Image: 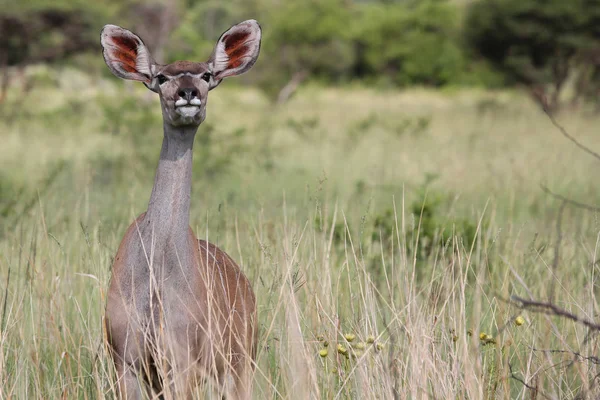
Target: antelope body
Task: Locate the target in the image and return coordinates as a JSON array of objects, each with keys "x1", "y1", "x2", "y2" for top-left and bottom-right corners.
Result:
[{"x1": 100, "y1": 20, "x2": 261, "y2": 399}]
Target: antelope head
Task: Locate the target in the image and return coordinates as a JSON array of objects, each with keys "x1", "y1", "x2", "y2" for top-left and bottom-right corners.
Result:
[{"x1": 100, "y1": 20, "x2": 261, "y2": 127}]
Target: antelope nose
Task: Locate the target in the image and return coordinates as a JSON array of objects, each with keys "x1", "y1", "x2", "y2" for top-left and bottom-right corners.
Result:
[{"x1": 177, "y1": 88, "x2": 198, "y2": 102}]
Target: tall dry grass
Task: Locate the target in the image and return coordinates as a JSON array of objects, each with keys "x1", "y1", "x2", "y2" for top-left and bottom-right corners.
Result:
[{"x1": 1, "y1": 66, "x2": 600, "y2": 398}]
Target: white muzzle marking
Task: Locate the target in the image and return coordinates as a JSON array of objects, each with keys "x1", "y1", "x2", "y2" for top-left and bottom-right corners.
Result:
[{"x1": 177, "y1": 106, "x2": 201, "y2": 118}]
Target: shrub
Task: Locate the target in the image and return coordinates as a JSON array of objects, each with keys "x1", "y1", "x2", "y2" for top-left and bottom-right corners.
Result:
[
  {"x1": 353, "y1": 1, "x2": 466, "y2": 87},
  {"x1": 256, "y1": 0, "x2": 355, "y2": 98},
  {"x1": 465, "y1": 0, "x2": 600, "y2": 109}
]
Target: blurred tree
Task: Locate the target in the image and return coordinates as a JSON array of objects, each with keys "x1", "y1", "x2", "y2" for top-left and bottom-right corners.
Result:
[
  {"x1": 465, "y1": 0, "x2": 600, "y2": 110},
  {"x1": 7, "y1": 0, "x2": 598, "y2": 104},
  {"x1": 0, "y1": 0, "x2": 122, "y2": 102},
  {"x1": 353, "y1": 0, "x2": 465, "y2": 86},
  {"x1": 257, "y1": 0, "x2": 355, "y2": 100},
  {"x1": 126, "y1": 0, "x2": 180, "y2": 63},
  {"x1": 168, "y1": 1, "x2": 240, "y2": 63}
]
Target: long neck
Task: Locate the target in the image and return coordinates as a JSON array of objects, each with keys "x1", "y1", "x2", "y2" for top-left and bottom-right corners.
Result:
[{"x1": 145, "y1": 123, "x2": 197, "y2": 247}]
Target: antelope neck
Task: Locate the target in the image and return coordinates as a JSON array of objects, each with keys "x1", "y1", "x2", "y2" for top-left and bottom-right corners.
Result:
[{"x1": 145, "y1": 123, "x2": 198, "y2": 251}]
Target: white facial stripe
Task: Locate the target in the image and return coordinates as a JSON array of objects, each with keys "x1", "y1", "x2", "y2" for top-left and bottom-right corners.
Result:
[
  {"x1": 190, "y1": 98, "x2": 201, "y2": 105},
  {"x1": 175, "y1": 99, "x2": 188, "y2": 107}
]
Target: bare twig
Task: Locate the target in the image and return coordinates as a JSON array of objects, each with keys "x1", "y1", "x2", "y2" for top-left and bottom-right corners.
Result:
[
  {"x1": 542, "y1": 104, "x2": 600, "y2": 163},
  {"x1": 539, "y1": 109, "x2": 600, "y2": 213},
  {"x1": 511, "y1": 296, "x2": 600, "y2": 331},
  {"x1": 277, "y1": 71, "x2": 308, "y2": 105},
  {"x1": 508, "y1": 362, "x2": 549, "y2": 400},
  {"x1": 540, "y1": 184, "x2": 600, "y2": 212},
  {"x1": 530, "y1": 347, "x2": 600, "y2": 365}
]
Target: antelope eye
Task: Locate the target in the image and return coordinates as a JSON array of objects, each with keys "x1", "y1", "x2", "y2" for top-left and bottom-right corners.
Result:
[
  {"x1": 156, "y1": 74, "x2": 168, "y2": 85},
  {"x1": 201, "y1": 72, "x2": 212, "y2": 83}
]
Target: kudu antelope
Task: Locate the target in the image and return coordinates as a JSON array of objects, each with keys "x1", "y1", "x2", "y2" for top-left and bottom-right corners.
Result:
[{"x1": 100, "y1": 20, "x2": 260, "y2": 399}]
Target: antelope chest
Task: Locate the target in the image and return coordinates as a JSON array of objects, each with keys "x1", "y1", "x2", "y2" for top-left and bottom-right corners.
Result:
[{"x1": 106, "y1": 229, "x2": 207, "y2": 356}]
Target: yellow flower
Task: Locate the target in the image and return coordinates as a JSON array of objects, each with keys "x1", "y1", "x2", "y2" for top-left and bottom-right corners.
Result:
[
  {"x1": 483, "y1": 336, "x2": 496, "y2": 345},
  {"x1": 353, "y1": 342, "x2": 366, "y2": 350},
  {"x1": 319, "y1": 349, "x2": 328, "y2": 358},
  {"x1": 337, "y1": 344, "x2": 348, "y2": 355},
  {"x1": 366, "y1": 335, "x2": 375, "y2": 344},
  {"x1": 344, "y1": 333, "x2": 356, "y2": 342},
  {"x1": 515, "y1": 316, "x2": 525, "y2": 326},
  {"x1": 479, "y1": 332, "x2": 487, "y2": 341},
  {"x1": 376, "y1": 343, "x2": 384, "y2": 351}
]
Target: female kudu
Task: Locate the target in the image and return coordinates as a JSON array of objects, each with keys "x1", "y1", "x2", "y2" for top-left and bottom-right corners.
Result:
[{"x1": 100, "y1": 20, "x2": 261, "y2": 399}]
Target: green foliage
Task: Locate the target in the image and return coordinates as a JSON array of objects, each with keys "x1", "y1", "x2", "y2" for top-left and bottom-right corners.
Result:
[
  {"x1": 465, "y1": 0, "x2": 600, "y2": 108},
  {"x1": 192, "y1": 123, "x2": 249, "y2": 181},
  {"x1": 0, "y1": 1, "x2": 121, "y2": 66},
  {"x1": 409, "y1": 191, "x2": 479, "y2": 259},
  {"x1": 370, "y1": 187, "x2": 481, "y2": 263},
  {"x1": 354, "y1": 1, "x2": 466, "y2": 86},
  {"x1": 0, "y1": 172, "x2": 23, "y2": 221},
  {"x1": 167, "y1": 0, "x2": 482, "y2": 97},
  {"x1": 256, "y1": 0, "x2": 355, "y2": 97},
  {"x1": 97, "y1": 94, "x2": 247, "y2": 182},
  {"x1": 344, "y1": 112, "x2": 431, "y2": 153},
  {"x1": 5, "y1": 0, "x2": 600, "y2": 100},
  {"x1": 169, "y1": 2, "x2": 240, "y2": 63}
]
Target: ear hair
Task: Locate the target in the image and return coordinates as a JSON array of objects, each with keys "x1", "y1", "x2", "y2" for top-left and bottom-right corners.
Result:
[
  {"x1": 208, "y1": 20, "x2": 262, "y2": 82},
  {"x1": 101, "y1": 24, "x2": 155, "y2": 83}
]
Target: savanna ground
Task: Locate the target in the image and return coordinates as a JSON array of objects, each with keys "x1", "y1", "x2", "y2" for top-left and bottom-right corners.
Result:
[{"x1": 1, "y1": 66, "x2": 600, "y2": 399}]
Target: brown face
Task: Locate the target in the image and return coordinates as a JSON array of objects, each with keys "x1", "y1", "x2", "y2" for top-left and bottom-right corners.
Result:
[
  {"x1": 149, "y1": 61, "x2": 213, "y2": 127},
  {"x1": 101, "y1": 20, "x2": 262, "y2": 129}
]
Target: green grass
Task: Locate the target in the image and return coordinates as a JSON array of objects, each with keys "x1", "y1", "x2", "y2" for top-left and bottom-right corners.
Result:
[{"x1": 1, "y1": 67, "x2": 600, "y2": 398}]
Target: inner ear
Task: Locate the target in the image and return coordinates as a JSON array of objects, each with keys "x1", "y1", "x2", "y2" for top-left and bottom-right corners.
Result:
[
  {"x1": 101, "y1": 24, "x2": 155, "y2": 83},
  {"x1": 209, "y1": 20, "x2": 262, "y2": 81}
]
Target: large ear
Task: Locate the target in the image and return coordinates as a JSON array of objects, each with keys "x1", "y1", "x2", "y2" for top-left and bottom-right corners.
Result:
[
  {"x1": 100, "y1": 24, "x2": 155, "y2": 83},
  {"x1": 208, "y1": 20, "x2": 261, "y2": 84}
]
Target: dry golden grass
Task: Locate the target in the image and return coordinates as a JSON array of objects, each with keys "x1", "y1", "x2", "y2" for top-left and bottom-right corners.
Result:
[{"x1": 1, "y1": 67, "x2": 600, "y2": 398}]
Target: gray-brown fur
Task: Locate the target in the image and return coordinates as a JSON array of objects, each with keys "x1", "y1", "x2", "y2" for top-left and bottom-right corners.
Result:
[
  {"x1": 160, "y1": 61, "x2": 209, "y2": 76},
  {"x1": 101, "y1": 20, "x2": 262, "y2": 399}
]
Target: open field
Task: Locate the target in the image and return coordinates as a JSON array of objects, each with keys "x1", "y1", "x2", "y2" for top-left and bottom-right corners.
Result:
[{"x1": 1, "y1": 67, "x2": 600, "y2": 398}]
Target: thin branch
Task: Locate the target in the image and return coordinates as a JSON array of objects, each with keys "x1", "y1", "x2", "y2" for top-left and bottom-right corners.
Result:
[
  {"x1": 276, "y1": 70, "x2": 308, "y2": 105},
  {"x1": 511, "y1": 295, "x2": 600, "y2": 331},
  {"x1": 540, "y1": 184, "x2": 600, "y2": 212},
  {"x1": 530, "y1": 347, "x2": 600, "y2": 365},
  {"x1": 508, "y1": 362, "x2": 550, "y2": 400},
  {"x1": 543, "y1": 104, "x2": 600, "y2": 163}
]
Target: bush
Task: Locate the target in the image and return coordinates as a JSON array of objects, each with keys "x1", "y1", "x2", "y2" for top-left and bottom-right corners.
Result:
[
  {"x1": 255, "y1": 0, "x2": 355, "y2": 98},
  {"x1": 8, "y1": 0, "x2": 598, "y2": 99},
  {"x1": 0, "y1": 0, "x2": 120, "y2": 66},
  {"x1": 465, "y1": 0, "x2": 600, "y2": 109},
  {"x1": 353, "y1": 1, "x2": 466, "y2": 87}
]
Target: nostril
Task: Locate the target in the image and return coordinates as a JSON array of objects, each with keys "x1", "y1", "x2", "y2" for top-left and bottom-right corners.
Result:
[
  {"x1": 191, "y1": 90, "x2": 198, "y2": 98},
  {"x1": 178, "y1": 90, "x2": 186, "y2": 99}
]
